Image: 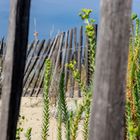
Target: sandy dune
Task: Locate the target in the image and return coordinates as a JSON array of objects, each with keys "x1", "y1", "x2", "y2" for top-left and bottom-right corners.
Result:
[{"x1": 0, "y1": 97, "x2": 84, "y2": 140}]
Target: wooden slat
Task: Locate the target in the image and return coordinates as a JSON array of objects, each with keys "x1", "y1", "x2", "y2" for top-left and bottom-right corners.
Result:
[
  {"x1": 0, "y1": 38, "x2": 7, "y2": 65},
  {"x1": 61, "y1": 31, "x2": 69, "y2": 71},
  {"x1": 64, "y1": 29, "x2": 73, "y2": 92},
  {"x1": 89, "y1": 1, "x2": 132, "y2": 139},
  {"x1": 49, "y1": 33, "x2": 65, "y2": 99},
  {"x1": 63, "y1": 31, "x2": 69, "y2": 87},
  {"x1": 24, "y1": 40, "x2": 39, "y2": 74},
  {"x1": 0, "y1": 37, "x2": 5, "y2": 55},
  {"x1": 51, "y1": 35, "x2": 61, "y2": 72},
  {"x1": 26, "y1": 40, "x2": 36, "y2": 58},
  {"x1": 51, "y1": 33, "x2": 65, "y2": 81},
  {"x1": 48, "y1": 36, "x2": 59, "y2": 59},
  {"x1": 85, "y1": 35, "x2": 90, "y2": 86},
  {"x1": 77, "y1": 26, "x2": 83, "y2": 97},
  {"x1": 94, "y1": 24, "x2": 98, "y2": 40},
  {"x1": 23, "y1": 39, "x2": 52, "y2": 96},
  {"x1": 23, "y1": 37, "x2": 58, "y2": 96},
  {"x1": 69, "y1": 28, "x2": 77, "y2": 97},
  {"x1": 0, "y1": 38, "x2": 5, "y2": 68},
  {"x1": 0, "y1": 0, "x2": 31, "y2": 139},
  {"x1": 34, "y1": 36, "x2": 60, "y2": 96},
  {"x1": 28, "y1": 39, "x2": 51, "y2": 96},
  {"x1": 23, "y1": 40, "x2": 45, "y2": 86},
  {"x1": 0, "y1": 38, "x2": 5, "y2": 98}
]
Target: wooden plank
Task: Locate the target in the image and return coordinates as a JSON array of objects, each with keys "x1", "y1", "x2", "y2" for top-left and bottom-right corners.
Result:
[
  {"x1": 0, "y1": 38, "x2": 7, "y2": 65},
  {"x1": 85, "y1": 35, "x2": 89, "y2": 86},
  {"x1": 26, "y1": 40, "x2": 36, "y2": 58},
  {"x1": 51, "y1": 35, "x2": 61, "y2": 72},
  {"x1": 69, "y1": 27, "x2": 77, "y2": 97},
  {"x1": 94, "y1": 24, "x2": 98, "y2": 40},
  {"x1": 28, "y1": 39, "x2": 51, "y2": 96},
  {"x1": 0, "y1": 0, "x2": 31, "y2": 139},
  {"x1": 51, "y1": 33, "x2": 65, "y2": 82},
  {"x1": 24, "y1": 40, "x2": 39, "y2": 74},
  {"x1": 49, "y1": 33, "x2": 65, "y2": 99},
  {"x1": 77, "y1": 26, "x2": 83, "y2": 97},
  {"x1": 0, "y1": 38, "x2": 5, "y2": 98},
  {"x1": 0, "y1": 37, "x2": 5, "y2": 56},
  {"x1": 89, "y1": 1, "x2": 132, "y2": 140},
  {"x1": 23, "y1": 40, "x2": 45, "y2": 86},
  {"x1": 24, "y1": 36, "x2": 58, "y2": 96},
  {"x1": 64, "y1": 29, "x2": 73, "y2": 92},
  {"x1": 48, "y1": 36, "x2": 59, "y2": 59},
  {"x1": 61, "y1": 31, "x2": 69, "y2": 71},
  {"x1": 23, "y1": 39, "x2": 52, "y2": 96},
  {"x1": 0, "y1": 38, "x2": 5, "y2": 68},
  {"x1": 34, "y1": 36, "x2": 60, "y2": 96},
  {"x1": 63, "y1": 31, "x2": 69, "y2": 91},
  {"x1": 23, "y1": 40, "x2": 50, "y2": 96},
  {"x1": 58, "y1": 36, "x2": 65, "y2": 68}
]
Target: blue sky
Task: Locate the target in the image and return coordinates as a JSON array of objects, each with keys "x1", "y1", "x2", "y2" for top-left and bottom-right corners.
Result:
[{"x1": 0, "y1": 0, "x2": 140, "y2": 41}]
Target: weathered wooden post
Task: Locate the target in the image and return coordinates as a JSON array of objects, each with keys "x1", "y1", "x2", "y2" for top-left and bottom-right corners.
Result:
[
  {"x1": 77, "y1": 26, "x2": 83, "y2": 97},
  {"x1": 89, "y1": 1, "x2": 132, "y2": 140},
  {"x1": 0, "y1": 0, "x2": 31, "y2": 139},
  {"x1": 69, "y1": 28, "x2": 77, "y2": 97},
  {"x1": 64, "y1": 29, "x2": 73, "y2": 92}
]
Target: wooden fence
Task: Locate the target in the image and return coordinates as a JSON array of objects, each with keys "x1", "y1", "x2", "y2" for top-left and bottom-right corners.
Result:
[
  {"x1": 0, "y1": 0, "x2": 132, "y2": 139},
  {"x1": 0, "y1": 25, "x2": 97, "y2": 98}
]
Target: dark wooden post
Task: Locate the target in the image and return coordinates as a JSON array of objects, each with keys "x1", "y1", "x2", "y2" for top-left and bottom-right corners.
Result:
[
  {"x1": 64, "y1": 29, "x2": 73, "y2": 92},
  {"x1": 89, "y1": 1, "x2": 132, "y2": 140},
  {"x1": 85, "y1": 35, "x2": 90, "y2": 86},
  {"x1": 61, "y1": 31, "x2": 69, "y2": 71},
  {"x1": 68, "y1": 29, "x2": 74, "y2": 98},
  {"x1": 77, "y1": 26, "x2": 83, "y2": 97},
  {"x1": 0, "y1": 0, "x2": 31, "y2": 140},
  {"x1": 69, "y1": 28, "x2": 77, "y2": 97}
]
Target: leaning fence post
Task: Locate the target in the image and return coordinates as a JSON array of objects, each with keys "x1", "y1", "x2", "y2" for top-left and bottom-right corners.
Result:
[
  {"x1": 77, "y1": 26, "x2": 83, "y2": 97},
  {"x1": 64, "y1": 29, "x2": 73, "y2": 92},
  {"x1": 0, "y1": 0, "x2": 31, "y2": 140},
  {"x1": 69, "y1": 27, "x2": 77, "y2": 97},
  {"x1": 89, "y1": 1, "x2": 132, "y2": 140}
]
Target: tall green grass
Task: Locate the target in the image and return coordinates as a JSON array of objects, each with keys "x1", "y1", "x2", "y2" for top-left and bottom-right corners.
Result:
[
  {"x1": 126, "y1": 14, "x2": 140, "y2": 140},
  {"x1": 41, "y1": 59, "x2": 52, "y2": 140}
]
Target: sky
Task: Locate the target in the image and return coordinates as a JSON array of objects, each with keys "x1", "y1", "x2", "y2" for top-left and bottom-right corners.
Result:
[{"x1": 0, "y1": 0, "x2": 140, "y2": 41}]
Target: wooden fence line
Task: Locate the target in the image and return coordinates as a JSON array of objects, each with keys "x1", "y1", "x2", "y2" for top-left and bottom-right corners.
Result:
[{"x1": 0, "y1": 25, "x2": 97, "y2": 98}]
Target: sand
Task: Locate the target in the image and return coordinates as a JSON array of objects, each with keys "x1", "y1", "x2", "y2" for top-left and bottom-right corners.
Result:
[{"x1": 0, "y1": 97, "x2": 84, "y2": 140}]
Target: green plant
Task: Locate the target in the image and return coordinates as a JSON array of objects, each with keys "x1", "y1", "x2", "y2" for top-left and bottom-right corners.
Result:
[
  {"x1": 67, "y1": 60, "x2": 93, "y2": 140},
  {"x1": 58, "y1": 72, "x2": 71, "y2": 140},
  {"x1": 82, "y1": 87, "x2": 93, "y2": 140},
  {"x1": 57, "y1": 72, "x2": 70, "y2": 140},
  {"x1": 79, "y1": 8, "x2": 96, "y2": 84},
  {"x1": 25, "y1": 128, "x2": 32, "y2": 140},
  {"x1": 16, "y1": 115, "x2": 33, "y2": 140},
  {"x1": 126, "y1": 14, "x2": 140, "y2": 140},
  {"x1": 41, "y1": 59, "x2": 52, "y2": 140},
  {"x1": 16, "y1": 115, "x2": 25, "y2": 140}
]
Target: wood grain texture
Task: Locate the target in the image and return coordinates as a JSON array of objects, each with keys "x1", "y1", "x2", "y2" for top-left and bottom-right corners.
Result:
[
  {"x1": 0, "y1": 0, "x2": 31, "y2": 139},
  {"x1": 64, "y1": 29, "x2": 73, "y2": 92},
  {"x1": 89, "y1": 1, "x2": 132, "y2": 140},
  {"x1": 77, "y1": 26, "x2": 83, "y2": 97},
  {"x1": 69, "y1": 28, "x2": 77, "y2": 97}
]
